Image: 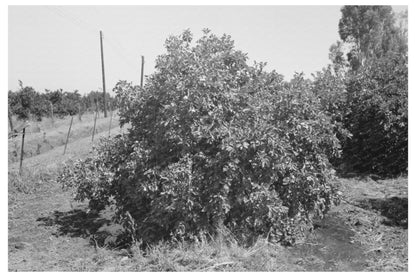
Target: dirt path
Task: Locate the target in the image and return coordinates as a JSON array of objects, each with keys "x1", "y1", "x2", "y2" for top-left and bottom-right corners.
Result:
[
  {"x1": 289, "y1": 205, "x2": 369, "y2": 271},
  {"x1": 289, "y1": 177, "x2": 408, "y2": 271},
  {"x1": 9, "y1": 185, "x2": 93, "y2": 271}
]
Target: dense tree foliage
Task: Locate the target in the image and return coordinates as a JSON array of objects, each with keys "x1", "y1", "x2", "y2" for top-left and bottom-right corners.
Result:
[
  {"x1": 59, "y1": 29, "x2": 342, "y2": 246},
  {"x1": 8, "y1": 85, "x2": 48, "y2": 121}
]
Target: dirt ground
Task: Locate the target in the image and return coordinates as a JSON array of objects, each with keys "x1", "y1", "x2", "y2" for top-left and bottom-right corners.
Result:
[{"x1": 8, "y1": 130, "x2": 408, "y2": 271}]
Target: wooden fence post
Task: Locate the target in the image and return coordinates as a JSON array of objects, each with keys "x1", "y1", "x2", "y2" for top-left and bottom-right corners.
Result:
[
  {"x1": 78, "y1": 103, "x2": 82, "y2": 121},
  {"x1": 50, "y1": 102, "x2": 54, "y2": 124},
  {"x1": 92, "y1": 111, "x2": 98, "y2": 142},
  {"x1": 108, "y1": 109, "x2": 113, "y2": 136},
  {"x1": 90, "y1": 97, "x2": 94, "y2": 114},
  {"x1": 8, "y1": 109, "x2": 14, "y2": 132},
  {"x1": 63, "y1": 116, "x2": 74, "y2": 155},
  {"x1": 94, "y1": 98, "x2": 99, "y2": 119},
  {"x1": 19, "y1": 128, "x2": 26, "y2": 175}
]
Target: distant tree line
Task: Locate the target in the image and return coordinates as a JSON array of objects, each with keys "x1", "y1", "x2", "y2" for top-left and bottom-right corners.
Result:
[{"x1": 8, "y1": 82, "x2": 117, "y2": 121}]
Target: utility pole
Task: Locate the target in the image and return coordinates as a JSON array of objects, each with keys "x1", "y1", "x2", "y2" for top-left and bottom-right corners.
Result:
[
  {"x1": 140, "y1": 55, "x2": 145, "y2": 88},
  {"x1": 100, "y1": 30, "x2": 108, "y2": 118}
]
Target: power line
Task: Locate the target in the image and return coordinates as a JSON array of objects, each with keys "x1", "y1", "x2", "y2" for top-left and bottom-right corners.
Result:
[
  {"x1": 104, "y1": 36, "x2": 138, "y2": 70},
  {"x1": 45, "y1": 6, "x2": 144, "y2": 81},
  {"x1": 45, "y1": 6, "x2": 97, "y2": 35},
  {"x1": 46, "y1": 6, "x2": 141, "y2": 69},
  {"x1": 54, "y1": 6, "x2": 99, "y2": 34}
]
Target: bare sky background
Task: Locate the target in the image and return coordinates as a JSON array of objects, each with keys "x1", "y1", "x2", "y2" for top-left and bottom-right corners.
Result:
[{"x1": 8, "y1": 5, "x2": 407, "y2": 95}]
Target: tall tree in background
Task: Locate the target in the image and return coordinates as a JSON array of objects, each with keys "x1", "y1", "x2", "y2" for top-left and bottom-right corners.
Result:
[{"x1": 338, "y1": 5, "x2": 407, "y2": 70}]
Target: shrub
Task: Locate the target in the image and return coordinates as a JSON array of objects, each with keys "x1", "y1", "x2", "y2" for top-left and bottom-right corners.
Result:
[{"x1": 59, "y1": 30, "x2": 342, "y2": 246}]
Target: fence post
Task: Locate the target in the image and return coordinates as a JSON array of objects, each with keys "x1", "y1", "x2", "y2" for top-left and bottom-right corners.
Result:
[
  {"x1": 8, "y1": 109, "x2": 14, "y2": 132},
  {"x1": 50, "y1": 102, "x2": 54, "y2": 124},
  {"x1": 108, "y1": 104, "x2": 113, "y2": 136},
  {"x1": 92, "y1": 111, "x2": 98, "y2": 142},
  {"x1": 78, "y1": 103, "x2": 82, "y2": 121},
  {"x1": 94, "y1": 98, "x2": 99, "y2": 119},
  {"x1": 63, "y1": 116, "x2": 74, "y2": 155},
  {"x1": 19, "y1": 128, "x2": 26, "y2": 176}
]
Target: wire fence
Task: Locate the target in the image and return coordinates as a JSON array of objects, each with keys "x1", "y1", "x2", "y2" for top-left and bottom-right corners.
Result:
[{"x1": 8, "y1": 110, "x2": 121, "y2": 175}]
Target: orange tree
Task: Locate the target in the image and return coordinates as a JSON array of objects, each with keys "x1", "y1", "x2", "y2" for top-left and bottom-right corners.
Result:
[{"x1": 59, "y1": 30, "x2": 342, "y2": 246}]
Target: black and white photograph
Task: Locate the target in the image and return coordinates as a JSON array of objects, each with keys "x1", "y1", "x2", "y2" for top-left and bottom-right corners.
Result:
[{"x1": 4, "y1": 1, "x2": 410, "y2": 272}]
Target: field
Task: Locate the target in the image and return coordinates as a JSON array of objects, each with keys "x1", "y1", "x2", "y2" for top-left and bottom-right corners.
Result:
[
  {"x1": 8, "y1": 117, "x2": 408, "y2": 271},
  {"x1": 8, "y1": 112, "x2": 119, "y2": 164}
]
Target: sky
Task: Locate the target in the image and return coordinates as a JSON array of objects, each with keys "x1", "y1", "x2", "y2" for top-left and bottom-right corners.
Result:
[{"x1": 8, "y1": 5, "x2": 408, "y2": 95}]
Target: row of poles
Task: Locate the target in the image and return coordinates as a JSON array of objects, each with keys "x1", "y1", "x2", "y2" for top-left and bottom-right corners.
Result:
[
  {"x1": 63, "y1": 108, "x2": 115, "y2": 155},
  {"x1": 99, "y1": 30, "x2": 145, "y2": 119},
  {"x1": 13, "y1": 30, "x2": 144, "y2": 176}
]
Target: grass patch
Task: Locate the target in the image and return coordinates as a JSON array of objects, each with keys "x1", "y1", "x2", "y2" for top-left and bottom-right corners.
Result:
[
  {"x1": 113, "y1": 234, "x2": 302, "y2": 271},
  {"x1": 8, "y1": 112, "x2": 119, "y2": 163}
]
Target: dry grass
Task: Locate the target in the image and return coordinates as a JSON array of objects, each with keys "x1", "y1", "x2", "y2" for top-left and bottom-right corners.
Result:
[
  {"x1": 122, "y1": 235, "x2": 302, "y2": 271},
  {"x1": 8, "y1": 112, "x2": 120, "y2": 163},
  {"x1": 334, "y1": 176, "x2": 408, "y2": 271}
]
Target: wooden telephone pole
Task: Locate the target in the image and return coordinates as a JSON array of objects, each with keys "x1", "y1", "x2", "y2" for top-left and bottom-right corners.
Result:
[
  {"x1": 140, "y1": 55, "x2": 145, "y2": 88},
  {"x1": 100, "y1": 30, "x2": 108, "y2": 118}
]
